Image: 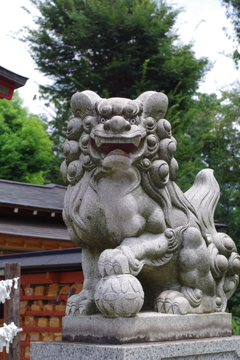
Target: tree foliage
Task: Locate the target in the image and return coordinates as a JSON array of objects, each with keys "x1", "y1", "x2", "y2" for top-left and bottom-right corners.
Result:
[
  {"x1": 0, "y1": 93, "x2": 53, "y2": 184},
  {"x1": 23, "y1": 0, "x2": 209, "y2": 135},
  {"x1": 211, "y1": 86, "x2": 240, "y2": 243},
  {"x1": 175, "y1": 88, "x2": 240, "y2": 248},
  {"x1": 174, "y1": 93, "x2": 218, "y2": 191},
  {"x1": 221, "y1": 0, "x2": 240, "y2": 62}
]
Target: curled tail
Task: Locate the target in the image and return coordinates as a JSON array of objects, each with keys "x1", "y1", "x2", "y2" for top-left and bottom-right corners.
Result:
[
  {"x1": 184, "y1": 169, "x2": 220, "y2": 235},
  {"x1": 185, "y1": 169, "x2": 240, "y2": 310}
]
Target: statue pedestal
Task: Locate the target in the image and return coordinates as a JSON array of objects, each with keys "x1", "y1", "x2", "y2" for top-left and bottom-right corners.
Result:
[
  {"x1": 31, "y1": 336, "x2": 240, "y2": 360},
  {"x1": 30, "y1": 313, "x2": 239, "y2": 359},
  {"x1": 62, "y1": 312, "x2": 232, "y2": 344}
]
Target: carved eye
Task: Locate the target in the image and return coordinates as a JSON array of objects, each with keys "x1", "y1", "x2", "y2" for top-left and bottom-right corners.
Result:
[
  {"x1": 100, "y1": 118, "x2": 106, "y2": 124},
  {"x1": 129, "y1": 118, "x2": 136, "y2": 125}
]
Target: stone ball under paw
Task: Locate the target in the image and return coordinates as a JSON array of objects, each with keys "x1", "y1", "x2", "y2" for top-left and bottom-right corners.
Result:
[{"x1": 94, "y1": 274, "x2": 144, "y2": 317}]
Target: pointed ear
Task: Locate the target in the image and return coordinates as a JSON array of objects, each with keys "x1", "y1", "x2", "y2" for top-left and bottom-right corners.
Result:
[
  {"x1": 71, "y1": 90, "x2": 102, "y2": 118},
  {"x1": 136, "y1": 91, "x2": 168, "y2": 119}
]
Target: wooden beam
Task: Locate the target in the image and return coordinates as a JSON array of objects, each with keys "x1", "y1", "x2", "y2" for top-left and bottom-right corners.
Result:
[
  {"x1": 0, "y1": 236, "x2": 76, "y2": 253},
  {"x1": 21, "y1": 271, "x2": 83, "y2": 285},
  {"x1": 0, "y1": 234, "x2": 75, "y2": 249},
  {"x1": 46, "y1": 272, "x2": 60, "y2": 283},
  {"x1": 0, "y1": 245, "x2": 47, "y2": 253}
]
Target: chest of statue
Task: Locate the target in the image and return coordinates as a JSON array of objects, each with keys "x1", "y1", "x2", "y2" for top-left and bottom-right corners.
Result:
[{"x1": 78, "y1": 170, "x2": 148, "y2": 246}]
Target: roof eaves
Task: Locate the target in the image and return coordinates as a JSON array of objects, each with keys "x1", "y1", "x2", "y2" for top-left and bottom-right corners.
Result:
[
  {"x1": 0, "y1": 179, "x2": 66, "y2": 190},
  {"x1": 0, "y1": 201, "x2": 63, "y2": 212},
  {"x1": 0, "y1": 66, "x2": 28, "y2": 89},
  {"x1": 0, "y1": 248, "x2": 82, "y2": 269},
  {"x1": 0, "y1": 230, "x2": 70, "y2": 241}
]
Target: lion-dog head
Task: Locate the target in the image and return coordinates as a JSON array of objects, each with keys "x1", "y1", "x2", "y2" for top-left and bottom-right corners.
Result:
[{"x1": 61, "y1": 90, "x2": 178, "y2": 189}]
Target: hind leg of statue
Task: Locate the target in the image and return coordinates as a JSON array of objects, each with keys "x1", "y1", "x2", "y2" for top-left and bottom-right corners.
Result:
[
  {"x1": 155, "y1": 226, "x2": 219, "y2": 315},
  {"x1": 66, "y1": 248, "x2": 101, "y2": 315}
]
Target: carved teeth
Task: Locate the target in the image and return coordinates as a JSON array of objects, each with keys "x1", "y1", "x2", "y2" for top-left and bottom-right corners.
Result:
[
  {"x1": 132, "y1": 137, "x2": 141, "y2": 146},
  {"x1": 95, "y1": 137, "x2": 103, "y2": 147},
  {"x1": 94, "y1": 136, "x2": 141, "y2": 147}
]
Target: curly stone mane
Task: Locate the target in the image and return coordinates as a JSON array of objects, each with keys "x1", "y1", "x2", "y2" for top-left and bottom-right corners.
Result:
[{"x1": 60, "y1": 91, "x2": 195, "y2": 232}]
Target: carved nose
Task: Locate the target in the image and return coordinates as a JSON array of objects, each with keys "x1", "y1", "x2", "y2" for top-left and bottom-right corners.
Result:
[{"x1": 104, "y1": 116, "x2": 131, "y2": 133}]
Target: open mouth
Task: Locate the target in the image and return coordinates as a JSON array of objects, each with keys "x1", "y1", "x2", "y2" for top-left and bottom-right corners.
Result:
[{"x1": 91, "y1": 137, "x2": 145, "y2": 156}]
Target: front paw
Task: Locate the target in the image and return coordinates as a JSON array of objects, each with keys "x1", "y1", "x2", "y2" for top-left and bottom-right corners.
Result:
[
  {"x1": 66, "y1": 290, "x2": 98, "y2": 315},
  {"x1": 98, "y1": 249, "x2": 130, "y2": 276}
]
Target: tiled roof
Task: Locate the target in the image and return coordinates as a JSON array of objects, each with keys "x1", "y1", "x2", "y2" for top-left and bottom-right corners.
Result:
[
  {"x1": 0, "y1": 66, "x2": 28, "y2": 89},
  {"x1": 0, "y1": 216, "x2": 70, "y2": 240},
  {"x1": 0, "y1": 248, "x2": 82, "y2": 270},
  {"x1": 0, "y1": 179, "x2": 66, "y2": 211}
]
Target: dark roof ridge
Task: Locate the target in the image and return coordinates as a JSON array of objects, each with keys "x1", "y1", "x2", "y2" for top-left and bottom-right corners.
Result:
[
  {"x1": 0, "y1": 179, "x2": 66, "y2": 209},
  {"x1": 0, "y1": 179, "x2": 66, "y2": 190},
  {"x1": 0, "y1": 247, "x2": 82, "y2": 270},
  {"x1": 0, "y1": 66, "x2": 28, "y2": 89},
  {"x1": 0, "y1": 247, "x2": 81, "y2": 261}
]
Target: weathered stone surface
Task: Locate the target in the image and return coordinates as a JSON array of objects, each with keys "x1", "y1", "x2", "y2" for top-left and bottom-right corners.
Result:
[
  {"x1": 61, "y1": 90, "x2": 240, "y2": 319},
  {"x1": 31, "y1": 336, "x2": 240, "y2": 360},
  {"x1": 62, "y1": 312, "x2": 232, "y2": 344}
]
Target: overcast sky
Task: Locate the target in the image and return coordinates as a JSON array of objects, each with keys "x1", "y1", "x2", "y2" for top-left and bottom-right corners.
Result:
[{"x1": 0, "y1": 0, "x2": 239, "y2": 115}]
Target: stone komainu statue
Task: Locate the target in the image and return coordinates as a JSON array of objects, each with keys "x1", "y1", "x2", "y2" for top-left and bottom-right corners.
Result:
[{"x1": 61, "y1": 90, "x2": 240, "y2": 318}]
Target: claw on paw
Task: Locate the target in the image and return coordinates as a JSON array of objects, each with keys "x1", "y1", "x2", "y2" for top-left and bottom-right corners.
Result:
[
  {"x1": 66, "y1": 294, "x2": 80, "y2": 315},
  {"x1": 66, "y1": 291, "x2": 98, "y2": 316},
  {"x1": 155, "y1": 290, "x2": 190, "y2": 315},
  {"x1": 98, "y1": 249, "x2": 130, "y2": 276}
]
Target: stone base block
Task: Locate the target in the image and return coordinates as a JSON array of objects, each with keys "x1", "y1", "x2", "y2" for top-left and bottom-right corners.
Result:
[
  {"x1": 62, "y1": 312, "x2": 232, "y2": 344},
  {"x1": 31, "y1": 336, "x2": 240, "y2": 360}
]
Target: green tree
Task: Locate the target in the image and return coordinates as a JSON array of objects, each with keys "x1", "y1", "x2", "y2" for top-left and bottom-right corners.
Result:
[
  {"x1": 175, "y1": 89, "x2": 240, "y2": 248},
  {"x1": 23, "y1": 0, "x2": 209, "y2": 139},
  {"x1": 221, "y1": 0, "x2": 240, "y2": 62},
  {"x1": 207, "y1": 86, "x2": 240, "y2": 244},
  {"x1": 0, "y1": 92, "x2": 53, "y2": 184},
  {"x1": 175, "y1": 93, "x2": 219, "y2": 192}
]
